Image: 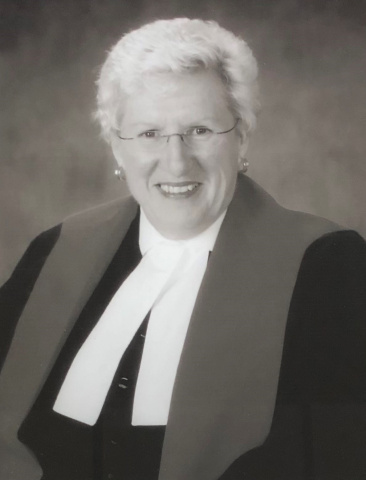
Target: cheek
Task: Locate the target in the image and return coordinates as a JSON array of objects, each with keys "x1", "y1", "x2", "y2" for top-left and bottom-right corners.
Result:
[
  {"x1": 202, "y1": 165, "x2": 235, "y2": 211},
  {"x1": 209, "y1": 154, "x2": 239, "y2": 205},
  {"x1": 210, "y1": 139, "x2": 240, "y2": 174},
  {"x1": 123, "y1": 168, "x2": 149, "y2": 204},
  {"x1": 124, "y1": 157, "x2": 154, "y2": 187},
  {"x1": 209, "y1": 153, "x2": 239, "y2": 188}
]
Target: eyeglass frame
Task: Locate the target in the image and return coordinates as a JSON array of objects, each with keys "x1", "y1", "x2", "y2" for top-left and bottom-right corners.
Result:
[{"x1": 115, "y1": 118, "x2": 240, "y2": 146}]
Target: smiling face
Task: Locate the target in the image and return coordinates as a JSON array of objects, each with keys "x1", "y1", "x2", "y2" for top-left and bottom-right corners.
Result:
[{"x1": 111, "y1": 69, "x2": 247, "y2": 239}]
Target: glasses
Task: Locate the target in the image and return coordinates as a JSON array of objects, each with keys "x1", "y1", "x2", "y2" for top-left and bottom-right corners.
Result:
[{"x1": 116, "y1": 118, "x2": 239, "y2": 151}]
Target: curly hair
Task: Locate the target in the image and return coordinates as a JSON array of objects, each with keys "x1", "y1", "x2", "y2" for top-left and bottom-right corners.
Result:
[{"x1": 95, "y1": 18, "x2": 259, "y2": 143}]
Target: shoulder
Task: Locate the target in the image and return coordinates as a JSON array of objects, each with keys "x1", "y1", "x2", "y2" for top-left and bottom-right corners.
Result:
[
  {"x1": 304, "y1": 228, "x2": 366, "y2": 261},
  {"x1": 0, "y1": 224, "x2": 62, "y2": 293},
  {"x1": 1, "y1": 195, "x2": 135, "y2": 286},
  {"x1": 293, "y1": 229, "x2": 366, "y2": 339},
  {"x1": 291, "y1": 228, "x2": 366, "y2": 319},
  {"x1": 235, "y1": 175, "x2": 342, "y2": 247},
  {"x1": 295, "y1": 229, "x2": 366, "y2": 296},
  {"x1": 2, "y1": 195, "x2": 138, "y2": 289},
  {"x1": 62, "y1": 195, "x2": 137, "y2": 231},
  {"x1": 0, "y1": 195, "x2": 137, "y2": 370}
]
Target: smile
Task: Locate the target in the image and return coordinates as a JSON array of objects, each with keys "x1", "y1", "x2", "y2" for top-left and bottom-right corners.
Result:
[{"x1": 157, "y1": 182, "x2": 201, "y2": 197}]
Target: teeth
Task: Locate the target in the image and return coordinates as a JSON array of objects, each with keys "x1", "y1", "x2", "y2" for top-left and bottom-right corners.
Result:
[{"x1": 159, "y1": 183, "x2": 199, "y2": 194}]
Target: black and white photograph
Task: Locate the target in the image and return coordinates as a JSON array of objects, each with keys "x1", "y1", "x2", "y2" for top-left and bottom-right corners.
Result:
[{"x1": 1, "y1": 1, "x2": 366, "y2": 479}]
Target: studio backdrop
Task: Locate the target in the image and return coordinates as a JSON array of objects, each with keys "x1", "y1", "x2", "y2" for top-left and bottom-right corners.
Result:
[{"x1": 1, "y1": 0, "x2": 365, "y2": 284}]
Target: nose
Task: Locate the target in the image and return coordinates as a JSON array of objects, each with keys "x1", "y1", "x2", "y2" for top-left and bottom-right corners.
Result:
[{"x1": 160, "y1": 134, "x2": 193, "y2": 177}]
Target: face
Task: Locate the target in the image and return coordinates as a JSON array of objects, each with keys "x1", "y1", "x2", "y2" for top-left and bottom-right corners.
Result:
[{"x1": 111, "y1": 69, "x2": 247, "y2": 239}]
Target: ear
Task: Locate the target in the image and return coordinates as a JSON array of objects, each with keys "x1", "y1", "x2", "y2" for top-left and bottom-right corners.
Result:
[
  {"x1": 237, "y1": 129, "x2": 249, "y2": 168},
  {"x1": 110, "y1": 135, "x2": 126, "y2": 169}
]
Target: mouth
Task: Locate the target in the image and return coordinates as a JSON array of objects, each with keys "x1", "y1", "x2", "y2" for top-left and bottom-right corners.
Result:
[{"x1": 156, "y1": 182, "x2": 201, "y2": 198}]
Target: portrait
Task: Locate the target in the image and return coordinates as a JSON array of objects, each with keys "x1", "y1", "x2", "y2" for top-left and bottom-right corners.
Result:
[{"x1": 1, "y1": 2, "x2": 365, "y2": 480}]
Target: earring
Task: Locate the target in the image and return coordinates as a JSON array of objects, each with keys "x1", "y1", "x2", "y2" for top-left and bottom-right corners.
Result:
[
  {"x1": 239, "y1": 158, "x2": 249, "y2": 173},
  {"x1": 114, "y1": 166, "x2": 125, "y2": 181}
]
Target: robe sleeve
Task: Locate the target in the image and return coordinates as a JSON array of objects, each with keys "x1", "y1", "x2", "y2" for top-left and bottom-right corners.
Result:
[{"x1": 282, "y1": 229, "x2": 366, "y2": 479}]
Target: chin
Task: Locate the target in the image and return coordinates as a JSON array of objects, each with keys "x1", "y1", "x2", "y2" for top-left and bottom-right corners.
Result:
[{"x1": 155, "y1": 218, "x2": 202, "y2": 240}]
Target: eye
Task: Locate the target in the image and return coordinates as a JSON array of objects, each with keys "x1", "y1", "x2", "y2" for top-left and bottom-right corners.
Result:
[
  {"x1": 138, "y1": 130, "x2": 160, "y2": 139},
  {"x1": 187, "y1": 126, "x2": 213, "y2": 136}
]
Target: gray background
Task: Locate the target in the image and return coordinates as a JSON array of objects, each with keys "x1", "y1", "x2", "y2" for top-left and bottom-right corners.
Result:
[{"x1": 1, "y1": 0, "x2": 365, "y2": 285}]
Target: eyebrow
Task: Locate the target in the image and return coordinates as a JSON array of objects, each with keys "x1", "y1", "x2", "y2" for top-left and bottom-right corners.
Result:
[
  {"x1": 127, "y1": 122, "x2": 160, "y2": 129},
  {"x1": 127, "y1": 118, "x2": 218, "y2": 129}
]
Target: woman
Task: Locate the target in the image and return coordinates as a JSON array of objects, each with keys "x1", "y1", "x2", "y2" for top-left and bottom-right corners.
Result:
[{"x1": 1, "y1": 18, "x2": 366, "y2": 480}]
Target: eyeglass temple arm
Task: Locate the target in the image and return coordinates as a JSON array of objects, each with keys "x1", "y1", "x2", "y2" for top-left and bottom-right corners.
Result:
[
  {"x1": 216, "y1": 118, "x2": 240, "y2": 135},
  {"x1": 117, "y1": 134, "x2": 134, "y2": 140}
]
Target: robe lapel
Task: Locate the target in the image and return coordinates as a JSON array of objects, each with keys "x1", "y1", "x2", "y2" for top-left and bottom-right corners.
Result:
[
  {"x1": 159, "y1": 175, "x2": 339, "y2": 480},
  {"x1": 0, "y1": 196, "x2": 137, "y2": 480}
]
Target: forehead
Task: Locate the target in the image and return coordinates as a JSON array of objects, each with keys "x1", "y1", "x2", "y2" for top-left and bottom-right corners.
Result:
[{"x1": 121, "y1": 69, "x2": 233, "y2": 126}]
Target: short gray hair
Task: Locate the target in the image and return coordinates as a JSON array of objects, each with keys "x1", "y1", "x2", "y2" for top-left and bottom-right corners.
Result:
[{"x1": 96, "y1": 18, "x2": 259, "y2": 143}]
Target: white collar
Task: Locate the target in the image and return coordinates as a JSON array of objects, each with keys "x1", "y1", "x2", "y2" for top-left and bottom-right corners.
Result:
[{"x1": 139, "y1": 209, "x2": 227, "y2": 256}]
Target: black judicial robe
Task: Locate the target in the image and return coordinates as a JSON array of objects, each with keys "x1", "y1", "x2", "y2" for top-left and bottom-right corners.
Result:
[
  {"x1": 1, "y1": 175, "x2": 366, "y2": 480},
  {"x1": 16, "y1": 215, "x2": 165, "y2": 480}
]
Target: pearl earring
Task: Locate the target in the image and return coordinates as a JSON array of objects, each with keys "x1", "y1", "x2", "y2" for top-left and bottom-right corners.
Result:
[
  {"x1": 240, "y1": 158, "x2": 249, "y2": 173},
  {"x1": 114, "y1": 167, "x2": 125, "y2": 181}
]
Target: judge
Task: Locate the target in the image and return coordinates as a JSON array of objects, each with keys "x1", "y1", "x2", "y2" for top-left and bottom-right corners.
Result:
[{"x1": 1, "y1": 18, "x2": 366, "y2": 480}]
